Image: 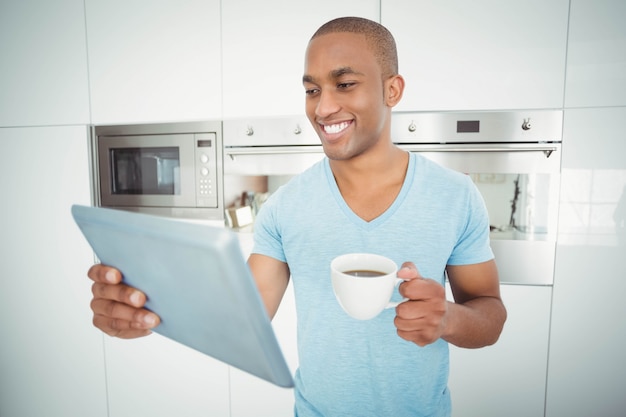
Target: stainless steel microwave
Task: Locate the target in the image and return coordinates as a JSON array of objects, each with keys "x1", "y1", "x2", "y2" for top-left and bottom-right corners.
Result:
[{"x1": 90, "y1": 121, "x2": 224, "y2": 220}]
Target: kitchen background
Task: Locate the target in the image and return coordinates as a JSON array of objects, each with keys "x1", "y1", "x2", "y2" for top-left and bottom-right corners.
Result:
[{"x1": 0, "y1": 0, "x2": 624, "y2": 416}]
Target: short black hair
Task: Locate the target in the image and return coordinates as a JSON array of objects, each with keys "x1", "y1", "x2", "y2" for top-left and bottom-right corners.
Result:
[{"x1": 311, "y1": 16, "x2": 399, "y2": 79}]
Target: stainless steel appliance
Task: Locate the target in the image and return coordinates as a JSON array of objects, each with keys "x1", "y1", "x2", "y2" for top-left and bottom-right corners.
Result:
[
  {"x1": 223, "y1": 110, "x2": 563, "y2": 286},
  {"x1": 392, "y1": 110, "x2": 562, "y2": 285},
  {"x1": 91, "y1": 121, "x2": 224, "y2": 220}
]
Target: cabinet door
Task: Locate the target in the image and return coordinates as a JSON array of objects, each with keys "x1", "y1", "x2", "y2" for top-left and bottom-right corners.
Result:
[
  {"x1": 85, "y1": 0, "x2": 222, "y2": 124},
  {"x1": 221, "y1": 0, "x2": 379, "y2": 119},
  {"x1": 0, "y1": 0, "x2": 90, "y2": 126},
  {"x1": 0, "y1": 126, "x2": 107, "y2": 417},
  {"x1": 229, "y1": 232, "x2": 299, "y2": 417},
  {"x1": 564, "y1": 0, "x2": 626, "y2": 108},
  {"x1": 382, "y1": 0, "x2": 569, "y2": 111},
  {"x1": 104, "y1": 336, "x2": 230, "y2": 417},
  {"x1": 546, "y1": 107, "x2": 626, "y2": 417},
  {"x1": 447, "y1": 285, "x2": 551, "y2": 417}
]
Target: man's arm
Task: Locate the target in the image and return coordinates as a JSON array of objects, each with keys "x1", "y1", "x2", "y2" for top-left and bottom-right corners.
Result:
[
  {"x1": 247, "y1": 253, "x2": 290, "y2": 320},
  {"x1": 395, "y1": 260, "x2": 506, "y2": 348},
  {"x1": 442, "y1": 260, "x2": 506, "y2": 348}
]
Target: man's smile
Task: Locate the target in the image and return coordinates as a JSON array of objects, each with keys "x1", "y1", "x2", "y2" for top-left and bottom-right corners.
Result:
[{"x1": 320, "y1": 120, "x2": 352, "y2": 135}]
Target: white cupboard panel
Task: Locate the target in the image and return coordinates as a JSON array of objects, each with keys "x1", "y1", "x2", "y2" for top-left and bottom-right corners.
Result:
[
  {"x1": 447, "y1": 285, "x2": 551, "y2": 417},
  {"x1": 229, "y1": 283, "x2": 298, "y2": 417},
  {"x1": 85, "y1": 0, "x2": 222, "y2": 124},
  {"x1": 0, "y1": 0, "x2": 90, "y2": 126},
  {"x1": 565, "y1": 0, "x2": 626, "y2": 108},
  {"x1": 104, "y1": 336, "x2": 230, "y2": 417},
  {"x1": 382, "y1": 0, "x2": 569, "y2": 111},
  {"x1": 0, "y1": 126, "x2": 106, "y2": 417},
  {"x1": 546, "y1": 107, "x2": 626, "y2": 417},
  {"x1": 221, "y1": 0, "x2": 379, "y2": 118},
  {"x1": 230, "y1": 232, "x2": 298, "y2": 417}
]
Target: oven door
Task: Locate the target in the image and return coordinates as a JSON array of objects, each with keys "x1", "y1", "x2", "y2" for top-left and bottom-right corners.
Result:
[{"x1": 399, "y1": 143, "x2": 561, "y2": 286}]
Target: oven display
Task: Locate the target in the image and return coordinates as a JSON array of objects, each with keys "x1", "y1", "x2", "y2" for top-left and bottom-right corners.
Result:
[{"x1": 457, "y1": 120, "x2": 480, "y2": 133}]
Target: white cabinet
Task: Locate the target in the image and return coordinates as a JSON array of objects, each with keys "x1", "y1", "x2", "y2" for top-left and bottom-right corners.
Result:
[
  {"x1": 85, "y1": 0, "x2": 222, "y2": 124},
  {"x1": 0, "y1": 126, "x2": 107, "y2": 417},
  {"x1": 447, "y1": 285, "x2": 551, "y2": 417},
  {"x1": 546, "y1": 107, "x2": 626, "y2": 417},
  {"x1": 229, "y1": 283, "x2": 299, "y2": 417},
  {"x1": 564, "y1": 0, "x2": 626, "y2": 108},
  {"x1": 229, "y1": 232, "x2": 299, "y2": 417},
  {"x1": 221, "y1": 0, "x2": 380, "y2": 119},
  {"x1": 104, "y1": 336, "x2": 230, "y2": 417},
  {"x1": 381, "y1": 0, "x2": 570, "y2": 111},
  {"x1": 0, "y1": 0, "x2": 90, "y2": 127}
]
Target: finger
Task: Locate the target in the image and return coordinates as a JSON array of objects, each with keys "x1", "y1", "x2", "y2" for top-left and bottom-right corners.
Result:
[
  {"x1": 88, "y1": 264, "x2": 122, "y2": 284},
  {"x1": 396, "y1": 328, "x2": 436, "y2": 347},
  {"x1": 399, "y1": 277, "x2": 445, "y2": 301},
  {"x1": 395, "y1": 300, "x2": 429, "y2": 322},
  {"x1": 91, "y1": 281, "x2": 147, "y2": 308},
  {"x1": 93, "y1": 313, "x2": 154, "y2": 339},
  {"x1": 395, "y1": 314, "x2": 445, "y2": 346},
  {"x1": 91, "y1": 298, "x2": 159, "y2": 329}
]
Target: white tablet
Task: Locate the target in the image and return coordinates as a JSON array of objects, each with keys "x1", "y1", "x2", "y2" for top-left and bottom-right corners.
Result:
[{"x1": 71, "y1": 204, "x2": 294, "y2": 388}]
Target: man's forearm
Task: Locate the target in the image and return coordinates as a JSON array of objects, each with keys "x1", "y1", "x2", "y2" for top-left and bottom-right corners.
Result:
[{"x1": 442, "y1": 296, "x2": 507, "y2": 348}]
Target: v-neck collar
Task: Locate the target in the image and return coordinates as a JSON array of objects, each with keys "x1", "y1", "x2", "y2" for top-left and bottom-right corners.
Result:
[{"x1": 324, "y1": 153, "x2": 415, "y2": 230}]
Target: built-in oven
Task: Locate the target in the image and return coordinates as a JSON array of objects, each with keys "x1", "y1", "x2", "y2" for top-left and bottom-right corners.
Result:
[
  {"x1": 392, "y1": 110, "x2": 562, "y2": 286},
  {"x1": 91, "y1": 121, "x2": 224, "y2": 220},
  {"x1": 222, "y1": 110, "x2": 563, "y2": 286}
]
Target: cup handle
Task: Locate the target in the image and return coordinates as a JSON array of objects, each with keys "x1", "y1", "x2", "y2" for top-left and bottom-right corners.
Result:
[{"x1": 385, "y1": 278, "x2": 409, "y2": 309}]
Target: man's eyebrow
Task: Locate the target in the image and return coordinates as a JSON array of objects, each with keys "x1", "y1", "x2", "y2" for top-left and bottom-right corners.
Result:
[
  {"x1": 330, "y1": 66, "x2": 362, "y2": 78},
  {"x1": 302, "y1": 67, "x2": 363, "y2": 84}
]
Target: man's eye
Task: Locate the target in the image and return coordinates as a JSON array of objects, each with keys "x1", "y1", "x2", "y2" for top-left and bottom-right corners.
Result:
[
  {"x1": 337, "y1": 82, "x2": 355, "y2": 89},
  {"x1": 305, "y1": 88, "x2": 319, "y2": 95}
]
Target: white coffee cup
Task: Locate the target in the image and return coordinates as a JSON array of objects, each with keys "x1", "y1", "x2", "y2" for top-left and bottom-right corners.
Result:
[{"x1": 331, "y1": 253, "x2": 406, "y2": 320}]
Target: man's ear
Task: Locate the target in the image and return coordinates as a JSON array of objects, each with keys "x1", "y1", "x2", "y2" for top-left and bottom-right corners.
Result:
[{"x1": 384, "y1": 74, "x2": 405, "y2": 107}]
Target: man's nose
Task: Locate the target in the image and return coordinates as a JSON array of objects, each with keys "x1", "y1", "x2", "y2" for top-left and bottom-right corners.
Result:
[{"x1": 315, "y1": 90, "x2": 340, "y2": 118}]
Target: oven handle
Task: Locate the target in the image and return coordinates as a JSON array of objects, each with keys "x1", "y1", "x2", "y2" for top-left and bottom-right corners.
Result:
[
  {"x1": 224, "y1": 145, "x2": 325, "y2": 158},
  {"x1": 397, "y1": 143, "x2": 559, "y2": 158},
  {"x1": 225, "y1": 144, "x2": 559, "y2": 158}
]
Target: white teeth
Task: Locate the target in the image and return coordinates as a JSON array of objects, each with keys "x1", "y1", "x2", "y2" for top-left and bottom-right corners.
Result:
[{"x1": 323, "y1": 121, "x2": 350, "y2": 134}]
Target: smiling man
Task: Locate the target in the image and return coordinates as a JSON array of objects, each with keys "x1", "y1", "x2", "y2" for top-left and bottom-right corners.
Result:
[{"x1": 87, "y1": 17, "x2": 506, "y2": 417}]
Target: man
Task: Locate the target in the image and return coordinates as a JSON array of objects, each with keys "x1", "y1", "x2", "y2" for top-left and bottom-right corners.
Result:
[{"x1": 88, "y1": 17, "x2": 506, "y2": 416}]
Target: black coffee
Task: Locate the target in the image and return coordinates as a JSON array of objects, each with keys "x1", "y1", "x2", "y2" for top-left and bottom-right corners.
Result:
[{"x1": 343, "y1": 270, "x2": 386, "y2": 278}]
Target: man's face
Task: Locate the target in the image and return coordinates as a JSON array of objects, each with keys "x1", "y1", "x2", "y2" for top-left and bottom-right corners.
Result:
[{"x1": 303, "y1": 32, "x2": 390, "y2": 161}]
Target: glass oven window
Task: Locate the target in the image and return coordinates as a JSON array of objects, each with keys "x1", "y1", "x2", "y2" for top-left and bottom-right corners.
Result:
[
  {"x1": 469, "y1": 173, "x2": 559, "y2": 241},
  {"x1": 110, "y1": 147, "x2": 181, "y2": 195}
]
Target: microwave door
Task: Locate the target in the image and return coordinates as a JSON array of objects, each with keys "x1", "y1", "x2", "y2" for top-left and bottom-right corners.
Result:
[
  {"x1": 110, "y1": 151, "x2": 168, "y2": 195},
  {"x1": 100, "y1": 135, "x2": 197, "y2": 208},
  {"x1": 110, "y1": 147, "x2": 182, "y2": 198}
]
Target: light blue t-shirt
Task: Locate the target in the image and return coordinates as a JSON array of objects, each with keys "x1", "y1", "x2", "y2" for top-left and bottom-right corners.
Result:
[{"x1": 253, "y1": 153, "x2": 493, "y2": 417}]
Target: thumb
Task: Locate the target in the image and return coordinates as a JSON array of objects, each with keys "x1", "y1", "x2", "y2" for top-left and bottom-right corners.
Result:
[{"x1": 396, "y1": 262, "x2": 423, "y2": 281}]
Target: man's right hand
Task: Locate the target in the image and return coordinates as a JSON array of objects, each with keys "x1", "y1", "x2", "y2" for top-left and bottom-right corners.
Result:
[{"x1": 88, "y1": 264, "x2": 160, "y2": 339}]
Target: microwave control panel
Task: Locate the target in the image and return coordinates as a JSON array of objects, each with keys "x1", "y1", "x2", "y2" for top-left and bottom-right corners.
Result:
[{"x1": 195, "y1": 133, "x2": 218, "y2": 207}]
